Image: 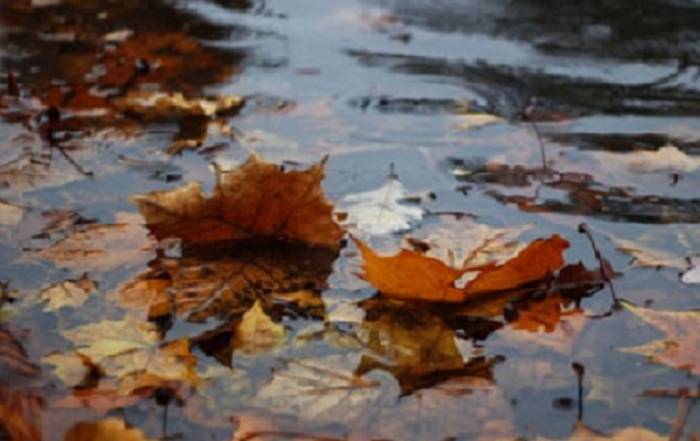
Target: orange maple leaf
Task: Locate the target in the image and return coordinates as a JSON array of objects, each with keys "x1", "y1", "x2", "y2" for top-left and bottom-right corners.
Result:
[
  {"x1": 354, "y1": 235, "x2": 569, "y2": 303},
  {"x1": 132, "y1": 155, "x2": 344, "y2": 249}
]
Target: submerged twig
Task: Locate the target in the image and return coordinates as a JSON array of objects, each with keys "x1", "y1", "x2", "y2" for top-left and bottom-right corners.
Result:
[{"x1": 578, "y1": 223, "x2": 620, "y2": 310}]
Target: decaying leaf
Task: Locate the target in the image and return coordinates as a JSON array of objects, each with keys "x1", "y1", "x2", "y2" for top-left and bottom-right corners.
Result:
[
  {"x1": 64, "y1": 418, "x2": 154, "y2": 441},
  {"x1": 537, "y1": 421, "x2": 665, "y2": 440},
  {"x1": 0, "y1": 199, "x2": 24, "y2": 227},
  {"x1": 354, "y1": 234, "x2": 568, "y2": 302},
  {"x1": 340, "y1": 177, "x2": 423, "y2": 236},
  {"x1": 611, "y1": 236, "x2": 687, "y2": 269},
  {"x1": 451, "y1": 112, "x2": 504, "y2": 131},
  {"x1": 114, "y1": 91, "x2": 244, "y2": 119},
  {"x1": 30, "y1": 212, "x2": 155, "y2": 272},
  {"x1": 36, "y1": 274, "x2": 96, "y2": 311},
  {"x1": 620, "y1": 303, "x2": 700, "y2": 376},
  {"x1": 234, "y1": 300, "x2": 285, "y2": 355},
  {"x1": 44, "y1": 318, "x2": 198, "y2": 390},
  {"x1": 231, "y1": 409, "x2": 343, "y2": 441},
  {"x1": 599, "y1": 144, "x2": 700, "y2": 174},
  {"x1": 0, "y1": 387, "x2": 43, "y2": 441},
  {"x1": 132, "y1": 154, "x2": 344, "y2": 248}
]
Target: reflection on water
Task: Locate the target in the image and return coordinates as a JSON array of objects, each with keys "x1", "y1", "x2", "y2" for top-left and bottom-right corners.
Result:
[{"x1": 1, "y1": 0, "x2": 700, "y2": 439}]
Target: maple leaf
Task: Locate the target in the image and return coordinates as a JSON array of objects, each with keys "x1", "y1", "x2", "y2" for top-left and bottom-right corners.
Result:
[
  {"x1": 353, "y1": 234, "x2": 568, "y2": 302},
  {"x1": 64, "y1": 418, "x2": 154, "y2": 441},
  {"x1": 132, "y1": 155, "x2": 344, "y2": 248},
  {"x1": 44, "y1": 318, "x2": 198, "y2": 391},
  {"x1": 620, "y1": 303, "x2": 700, "y2": 376}
]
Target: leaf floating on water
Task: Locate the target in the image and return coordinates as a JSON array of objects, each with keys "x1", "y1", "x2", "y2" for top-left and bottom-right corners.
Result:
[
  {"x1": 610, "y1": 236, "x2": 687, "y2": 269},
  {"x1": 620, "y1": 303, "x2": 700, "y2": 376},
  {"x1": 36, "y1": 274, "x2": 96, "y2": 311},
  {"x1": 30, "y1": 212, "x2": 155, "y2": 272},
  {"x1": 64, "y1": 418, "x2": 154, "y2": 441},
  {"x1": 0, "y1": 387, "x2": 43, "y2": 441},
  {"x1": 536, "y1": 422, "x2": 665, "y2": 440},
  {"x1": 234, "y1": 300, "x2": 285, "y2": 355},
  {"x1": 44, "y1": 318, "x2": 198, "y2": 390},
  {"x1": 340, "y1": 177, "x2": 423, "y2": 236},
  {"x1": 353, "y1": 235, "x2": 568, "y2": 302},
  {"x1": 114, "y1": 91, "x2": 244, "y2": 119},
  {"x1": 132, "y1": 154, "x2": 344, "y2": 249},
  {"x1": 450, "y1": 112, "x2": 504, "y2": 131},
  {"x1": 681, "y1": 256, "x2": 700, "y2": 284}
]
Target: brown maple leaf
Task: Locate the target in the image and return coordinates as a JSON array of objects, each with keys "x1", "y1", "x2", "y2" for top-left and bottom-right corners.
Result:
[
  {"x1": 353, "y1": 234, "x2": 569, "y2": 302},
  {"x1": 621, "y1": 303, "x2": 700, "y2": 376},
  {"x1": 132, "y1": 155, "x2": 344, "y2": 249}
]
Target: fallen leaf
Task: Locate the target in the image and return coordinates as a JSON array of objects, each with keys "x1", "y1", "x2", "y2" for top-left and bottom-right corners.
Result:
[
  {"x1": 0, "y1": 328, "x2": 40, "y2": 380},
  {"x1": 30, "y1": 212, "x2": 155, "y2": 272},
  {"x1": 621, "y1": 303, "x2": 700, "y2": 376},
  {"x1": 132, "y1": 154, "x2": 344, "y2": 248},
  {"x1": 234, "y1": 300, "x2": 285, "y2": 355},
  {"x1": 451, "y1": 112, "x2": 504, "y2": 131},
  {"x1": 599, "y1": 144, "x2": 700, "y2": 174},
  {"x1": 340, "y1": 177, "x2": 423, "y2": 236},
  {"x1": 114, "y1": 91, "x2": 244, "y2": 119},
  {"x1": 44, "y1": 318, "x2": 198, "y2": 389},
  {"x1": 681, "y1": 257, "x2": 700, "y2": 284},
  {"x1": 0, "y1": 199, "x2": 24, "y2": 227},
  {"x1": 611, "y1": 236, "x2": 687, "y2": 269},
  {"x1": 354, "y1": 234, "x2": 568, "y2": 302},
  {"x1": 231, "y1": 409, "x2": 343, "y2": 441},
  {"x1": 64, "y1": 418, "x2": 154, "y2": 441},
  {"x1": 537, "y1": 421, "x2": 665, "y2": 440},
  {"x1": 0, "y1": 387, "x2": 43, "y2": 441},
  {"x1": 36, "y1": 274, "x2": 96, "y2": 311}
]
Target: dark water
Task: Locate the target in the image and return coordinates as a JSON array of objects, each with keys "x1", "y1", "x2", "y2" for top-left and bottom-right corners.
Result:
[{"x1": 0, "y1": 0, "x2": 699, "y2": 439}]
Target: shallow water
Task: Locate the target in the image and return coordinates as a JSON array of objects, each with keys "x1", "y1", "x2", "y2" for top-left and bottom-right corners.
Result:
[{"x1": 0, "y1": 0, "x2": 699, "y2": 440}]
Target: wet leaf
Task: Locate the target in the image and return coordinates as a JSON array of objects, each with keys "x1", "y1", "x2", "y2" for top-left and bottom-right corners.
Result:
[
  {"x1": 537, "y1": 422, "x2": 665, "y2": 440},
  {"x1": 354, "y1": 234, "x2": 568, "y2": 302},
  {"x1": 621, "y1": 303, "x2": 700, "y2": 376},
  {"x1": 0, "y1": 387, "x2": 43, "y2": 441},
  {"x1": 600, "y1": 144, "x2": 700, "y2": 174},
  {"x1": 340, "y1": 176, "x2": 423, "y2": 236},
  {"x1": 451, "y1": 112, "x2": 504, "y2": 131},
  {"x1": 611, "y1": 236, "x2": 687, "y2": 269},
  {"x1": 132, "y1": 155, "x2": 344, "y2": 248},
  {"x1": 64, "y1": 418, "x2": 154, "y2": 441},
  {"x1": 234, "y1": 300, "x2": 285, "y2": 355},
  {"x1": 114, "y1": 91, "x2": 244, "y2": 119},
  {"x1": 30, "y1": 212, "x2": 155, "y2": 272},
  {"x1": 0, "y1": 328, "x2": 40, "y2": 380},
  {"x1": 681, "y1": 257, "x2": 700, "y2": 284},
  {"x1": 0, "y1": 199, "x2": 24, "y2": 227},
  {"x1": 44, "y1": 318, "x2": 198, "y2": 389},
  {"x1": 36, "y1": 274, "x2": 96, "y2": 311}
]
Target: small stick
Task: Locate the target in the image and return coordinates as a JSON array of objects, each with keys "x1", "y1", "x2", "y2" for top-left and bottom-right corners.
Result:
[
  {"x1": 572, "y1": 362, "x2": 585, "y2": 421},
  {"x1": 578, "y1": 223, "x2": 620, "y2": 309},
  {"x1": 669, "y1": 388, "x2": 691, "y2": 441}
]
